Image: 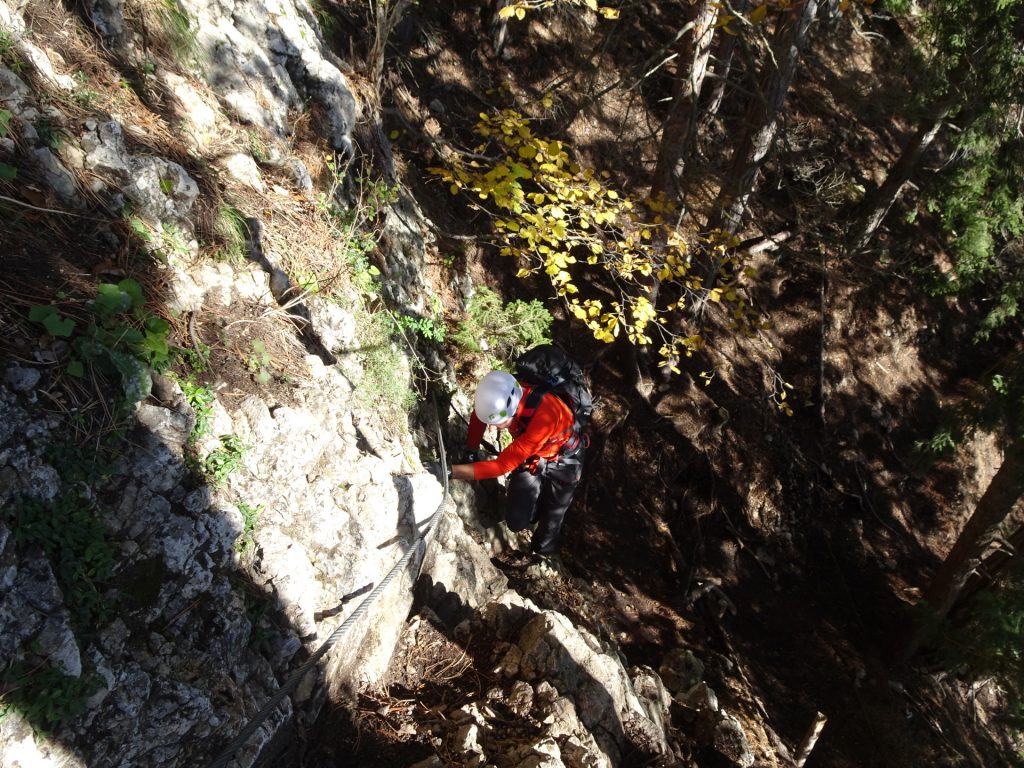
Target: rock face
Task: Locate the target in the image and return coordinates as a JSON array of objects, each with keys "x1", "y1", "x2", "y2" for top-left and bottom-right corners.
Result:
[
  {"x1": 84, "y1": 0, "x2": 356, "y2": 153},
  {"x1": 0, "y1": 345, "x2": 443, "y2": 766}
]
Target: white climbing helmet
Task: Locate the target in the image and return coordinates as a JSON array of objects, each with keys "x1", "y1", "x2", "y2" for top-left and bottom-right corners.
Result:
[{"x1": 474, "y1": 371, "x2": 523, "y2": 425}]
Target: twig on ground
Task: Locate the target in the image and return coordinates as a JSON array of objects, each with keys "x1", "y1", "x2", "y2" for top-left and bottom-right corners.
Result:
[{"x1": 0, "y1": 194, "x2": 100, "y2": 219}]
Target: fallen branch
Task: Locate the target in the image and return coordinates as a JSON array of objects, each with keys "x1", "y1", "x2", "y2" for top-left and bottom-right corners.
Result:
[
  {"x1": 0, "y1": 194, "x2": 93, "y2": 218},
  {"x1": 794, "y1": 711, "x2": 828, "y2": 767},
  {"x1": 740, "y1": 230, "x2": 793, "y2": 256}
]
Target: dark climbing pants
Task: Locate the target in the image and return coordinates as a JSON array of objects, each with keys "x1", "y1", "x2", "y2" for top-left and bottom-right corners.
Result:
[{"x1": 505, "y1": 451, "x2": 584, "y2": 554}]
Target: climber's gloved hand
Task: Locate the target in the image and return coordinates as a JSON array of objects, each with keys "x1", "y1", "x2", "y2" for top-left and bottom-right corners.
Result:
[{"x1": 424, "y1": 461, "x2": 452, "y2": 485}]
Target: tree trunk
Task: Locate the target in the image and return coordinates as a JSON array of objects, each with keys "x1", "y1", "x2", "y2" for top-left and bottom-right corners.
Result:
[
  {"x1": 847, "y1": 100, "x2": 953, "y2": 253},
  {"x1": 702, "y1": 0, "x2": 749, "y2": 124},
  {"x1": 902, "y1": 442, "x2": 1024, "y2": 661},
  {"x1": 649, "y1": 0, "x2": 718, "y2": 200},
  {"x1": 707, "y1": 0, "x2": 819, "y2": 237},
  {"x1": 951, "y1": 523, "x2": 1024, "y2": 622}
]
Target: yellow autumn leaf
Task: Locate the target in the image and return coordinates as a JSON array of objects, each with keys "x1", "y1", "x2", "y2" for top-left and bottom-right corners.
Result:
[
  {"x1": 499, "y1": 5, "x2": 517, "y2": 19},
  {"x1": 516, "y1": 268, "x2": 532, "y2": 278},
  {"x1": 599, "y1": 7, "x2": 620, "y2": 19},
  {"x1": 515, "y1": 6, "x2": 526, "y2": 20},
  {"x1": 749, "y1": 4, "x2": 768, "y2": 24}
]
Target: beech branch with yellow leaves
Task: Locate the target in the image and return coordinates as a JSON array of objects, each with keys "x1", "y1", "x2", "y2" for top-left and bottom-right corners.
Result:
[
  {"x1": 498, "y1": 0, "x2": 620, "y2": 22},
  {"x1": 429, "y1": 108, "x2": 772, "y2": 382}
]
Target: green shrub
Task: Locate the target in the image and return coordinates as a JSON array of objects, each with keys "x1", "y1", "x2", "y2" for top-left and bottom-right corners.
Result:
[
  {"x1": 927, "y1": 114, "x2": 1024, "y2": 338},
  {"x1": 391, "y1": 308, "x2": 446, "y2": 343},
  {"x1": 0, "y1": 663, "x2": 101, "y2": 730},
  {"x1": 937, "y1": 573, "x2": 1024, "y2": 725},
  {"x1": 28, "y1": 278, "x2": 173, "y2": 408},
  {"x1": 203, "y1": 435, "x2": 247, "y2": 486},
  {"x1": 453, "y1": 287, "x2": 552, "y2": 363},
  {"x1": 4, "y1": 488, "x2": 115, "y2": 630},
  {"x1": 234, "y1": 502, "x2": 262, "y2": 557}
]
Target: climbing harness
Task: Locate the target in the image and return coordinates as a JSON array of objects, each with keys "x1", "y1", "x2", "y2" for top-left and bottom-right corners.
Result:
[{"x1": 207, "y1": 407, "x2": 451, "y2": 768}]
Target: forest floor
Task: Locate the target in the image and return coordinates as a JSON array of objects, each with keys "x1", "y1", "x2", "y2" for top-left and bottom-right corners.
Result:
[{"x1": 308, "y1": 2, "x2": 1021, "y2": 767}]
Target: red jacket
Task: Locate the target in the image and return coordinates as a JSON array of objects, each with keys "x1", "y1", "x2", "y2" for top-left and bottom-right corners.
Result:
[{"x1": 467, "y1": 383, "x2": 575, "y2": 480}]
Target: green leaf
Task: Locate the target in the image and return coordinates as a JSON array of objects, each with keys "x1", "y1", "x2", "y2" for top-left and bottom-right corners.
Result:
[
  {"x1": 67, "y1": 360, "x2": 84, "y2": 377},
  {"x1": 118, "y1": 278, "x2": 145, "y2": 310},
  {"x1": 129, "y1": 217, "x2": 152, "y2": 242},
  {"x1": 43, "y1": 313, "x2": 75, "y2": 337},
  {"x1": 0, "y1": 109, "x2": 10, "y2": 138},
  {"x1": 107, "y1": 349, "x2": 151, "y2": 403},
  {"x1": 93, "y1": 283, "x2": 132, "y2": 316},
  {"x1": 0, "y1": 162, "x2": 16, "y2": 181},
  {"x1": 29, "y1": 305, "x2": 76, "y2": 337},
  {"x1": 141, "y1": 330, "x2": 170, "y2": 366},
  {"x1": 145, "y1": 315, "x2": 170, "y2": 334}
]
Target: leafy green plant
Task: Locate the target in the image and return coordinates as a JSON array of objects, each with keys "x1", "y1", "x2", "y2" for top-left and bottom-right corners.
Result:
[
  {"x1": 4, "y1": 489, "x2": 115, "y2": 630},
  {"x1": 916, "y1": 429, "x2": 958, "y2": 455},
  {"x1": 72, "y1": 71, "x2": 100, "y2": 108},
  {"x1": 203, "y1": 434, "x2": 247, "y2": 486},
  {"x1": 391, "y1": 311, "x2": 446, "y2": 343},
  {"x1": 28, "y1": 279, "x2": 173, "y2": 407},
  {"x1": 127, "y1": 215, "x2": 153, "y2": 243},
  {"x1": 234, "y1": 502, "x2": 263, "y2": 556},
  {"x1": 177, "y1": 340, "x2": 210, "y2": 374},
  {"x1": 453, "y1": 286, "x2": 552, "y2": 362},
  {"x1": 0, "y1": 662, "x2": 101, "y2": 730},
  {"x1": 935, "y1": 573, "x2": 1024, "y2": 725},
  {"x1": 33, "y1": 115, "x2": 65, "y2": 150},
  {"x1": 246, "y1": 340, "x2": 272, "y2": 384},
  {"x1": 347, "y1": 248, "x2": 381, "y2": 296},
  {"x1": 0, "y1": 29, "x2": 23, "y2": 73},
  {"x1": 177, "y1": 376, "x2": 214, "y2": 445},
  {"x1": 0, "y1": 109, "x2": 16, "y2": 181},
  {"x1": 243, "y1": 591, "x2": 277, "y2": 654}
]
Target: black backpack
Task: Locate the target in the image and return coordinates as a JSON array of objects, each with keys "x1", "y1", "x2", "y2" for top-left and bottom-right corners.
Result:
[{"x1": 514, "y1": 345, "x2": 593, "y2": 450}]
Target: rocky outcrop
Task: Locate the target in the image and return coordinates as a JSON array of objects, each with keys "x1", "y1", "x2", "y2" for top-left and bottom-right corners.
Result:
[{"x1": 83, "y1": 0, "x2": 356, "y2": 154}]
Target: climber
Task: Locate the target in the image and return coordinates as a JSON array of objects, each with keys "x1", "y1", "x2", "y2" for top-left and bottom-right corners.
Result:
[{"x1": 448, "y1": 369, "x2": 587, "y2": 556}]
